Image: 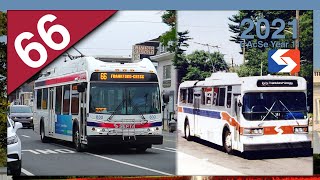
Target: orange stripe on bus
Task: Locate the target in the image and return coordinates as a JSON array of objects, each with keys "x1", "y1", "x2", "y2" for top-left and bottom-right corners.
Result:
[{"x1": 221, "y1": 112, "x2": 240, "y2": 131}]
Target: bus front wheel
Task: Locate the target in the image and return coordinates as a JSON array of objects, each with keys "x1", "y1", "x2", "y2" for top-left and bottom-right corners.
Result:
[
  {"x1": 40, "y1": 121, "x2": 50, "y2": 143},
  {"x1": 184, "y1": 121, "x2": 192, "y2": 141},
  {"x1": 73, "y1": 124, "x2": 84, "y2": 152},
  {"x1": 136, "y1": 145, "x2": 150, "y2": 153},
  {"x1": 223, "y1": 128, "x2": 233, "y2": 154}
]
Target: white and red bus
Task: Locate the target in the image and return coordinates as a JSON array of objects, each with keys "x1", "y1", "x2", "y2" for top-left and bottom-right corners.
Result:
[
  {"x1": 177, "y1": 72, "x2": 311, "y2": 154},
  {"x1": 34, "y1": 56, "x2": 166, "y2": 152}
]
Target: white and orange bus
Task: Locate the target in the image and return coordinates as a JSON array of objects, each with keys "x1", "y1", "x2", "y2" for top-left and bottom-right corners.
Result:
[
  {"x1": 34, "y1": 56, "x2": 166, "y2": 152},
  {"x1": 177, "y1": 72, "x2": 311, "y2": 154}
]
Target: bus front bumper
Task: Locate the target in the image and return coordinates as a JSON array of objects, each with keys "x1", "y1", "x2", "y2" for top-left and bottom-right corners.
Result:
[
  {"x1": 87, "y1": 135, "x2": 163, "y2": 146},
  {"x1": 243, "y1": 141, "x2": 311, "y2": 151}
]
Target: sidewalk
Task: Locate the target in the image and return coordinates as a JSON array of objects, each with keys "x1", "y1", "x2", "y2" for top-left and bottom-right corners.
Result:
[
  {"x1": 162, "y1": 118, "x2": 176, "y2": 132},
  {"x1": 162, "y1": 119, "x2": 169, "y2": 131}
]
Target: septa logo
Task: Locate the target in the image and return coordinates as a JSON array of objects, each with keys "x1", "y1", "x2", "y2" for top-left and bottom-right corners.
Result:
[
  {"x1": 7, "y1": 10, "x2": 117, "y2": 95},
  {"x1": 268, "y1": 49, "x2": 300, "y2": 74}
]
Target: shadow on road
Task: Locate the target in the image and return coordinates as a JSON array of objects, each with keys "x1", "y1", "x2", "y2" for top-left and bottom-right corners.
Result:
[
  {"x1": 185, "y1": 136, "x2": 312, "y2": 160},
  {"x1": 48, "y1": 139, "x2": 160, "y2": 155}
]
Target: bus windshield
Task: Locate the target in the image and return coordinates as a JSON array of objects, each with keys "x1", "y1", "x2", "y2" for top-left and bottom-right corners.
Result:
[
  {"x1": 89, "y1": 83, "x2": 161, "y2": 115},
  {"x1": 242, "y1": 92, "x2": 307, "y2": 121}
]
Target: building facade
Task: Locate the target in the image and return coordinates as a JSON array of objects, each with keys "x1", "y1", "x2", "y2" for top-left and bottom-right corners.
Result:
[
  {"x1": 151, "y1": 47, "x2": 177, "y2": 122},
  {"x1": 314, "y1": 71, "x2": 320, "y2": 129}
]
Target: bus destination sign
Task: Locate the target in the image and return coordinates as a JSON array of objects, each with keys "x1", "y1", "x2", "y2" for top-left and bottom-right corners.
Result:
[
  {"x1": 90, "y1": 72, "x2": 158, "y2": 82},
  {"x1": 257, "y1": 80, "x2": 298, "y2": 87}
]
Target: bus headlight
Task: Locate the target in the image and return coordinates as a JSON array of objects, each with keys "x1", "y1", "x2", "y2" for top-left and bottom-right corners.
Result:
[
  {"x1": 147, "y1": 128, "x2": 156, "y2": 132},
  {"x1": 243, "y1": 128, "x2": 263, "y2": 135},
  {"x1": 294, "y1": 126, "x2": 308, "y2": 134}
]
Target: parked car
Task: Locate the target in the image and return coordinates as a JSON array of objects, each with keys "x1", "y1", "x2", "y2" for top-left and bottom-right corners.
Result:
[
  {"x1": 7, "y1": 116, "x2": 23, "y2": 176},
  {"x1": 9, "y1": 105, "x2": 33, "y2": 129}
]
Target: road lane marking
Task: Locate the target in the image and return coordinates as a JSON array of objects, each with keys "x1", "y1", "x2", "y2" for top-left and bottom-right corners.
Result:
[
  {"x1": 35, "y1": 149, "x2": 58, "y2": 154},
  {"x1": 84, "y1": 152, "x2": 173, "y2": 176},
  {"x1": 21, "y1": 135, "x2": 30, "y2": 138},
  {"x1": 152, "y1": 147, "x2": 176, "y2": 153},
  {"x1": 22, "y1": 150, "x2": 40, "y2": 154},
  {"x1": 37, "y1": 142, "x2": 173, "y2": 175},
  {"x1": 165, "y1": 147, "x2": 176, "y2": 151},
  {"x1": 21, "y1": 168, "x2": 34, "y2": 176},
  {"x1": 163, "y1": 139, "x2": 176, "y2": 142},
  {"x1": 55, "y1": 149, "x2": 76, "y2": 153},
  {"x1": 22, "y1": 149, "x2": 76, "y2": 154}
]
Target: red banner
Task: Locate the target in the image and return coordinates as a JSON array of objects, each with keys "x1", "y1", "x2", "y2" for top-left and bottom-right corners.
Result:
[{"x1": 7, "y1": 10, "x2": 117, "y2": 94}]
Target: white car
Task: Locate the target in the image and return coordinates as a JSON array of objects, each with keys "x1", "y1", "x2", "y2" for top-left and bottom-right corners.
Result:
[{"x1": 7, "y1": 116, "x2": 23, "y2": 176}]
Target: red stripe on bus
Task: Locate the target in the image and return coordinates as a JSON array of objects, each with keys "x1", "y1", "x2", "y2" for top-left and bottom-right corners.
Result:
[{"x1": 36, "y1": 72, "x2": 87, "y2": 87}]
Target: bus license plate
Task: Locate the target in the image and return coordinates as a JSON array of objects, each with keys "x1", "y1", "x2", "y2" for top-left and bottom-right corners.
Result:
[{"x1": 117, "y1": 124, "x2": 135, "y2": 129}]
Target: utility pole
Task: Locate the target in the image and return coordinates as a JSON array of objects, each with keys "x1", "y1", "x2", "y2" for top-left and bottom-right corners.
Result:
[
  {"x1": 242, "y1": 39, "x2": 246, "y2": 64},
  {"x1": 231, "y1": 57, "x2": 234, "y2": 68},
  {"x1": 261, "y1": 60, "x2": 263, "y2": 76}
]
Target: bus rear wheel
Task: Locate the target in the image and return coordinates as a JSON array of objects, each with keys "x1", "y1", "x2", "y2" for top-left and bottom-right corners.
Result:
[
  {"x1": 223, "y1": 128, "x2": 233, "y2": 154},
  {"x1": 73, "y1": 124, "x2": 84, "y2": 152}
]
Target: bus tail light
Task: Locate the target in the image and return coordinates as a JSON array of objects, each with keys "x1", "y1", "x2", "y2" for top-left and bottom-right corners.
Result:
[
  {"x1": 294, "y1": 126, "x2": 308, "y2": 134},
  {"x1": 243, "y1": 128, "x2": 263, "y2": 135}
]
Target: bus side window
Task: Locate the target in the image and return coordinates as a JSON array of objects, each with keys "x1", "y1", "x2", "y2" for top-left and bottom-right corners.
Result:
[
  {"x1": 36, "y1": 89, "x2": 42, "y2": 109},
  {"x1": 180, "y1": 89, "x2": 187, "y2": 104},
  {"x1": 71, "y1": 85, "x2": 79, "y2": 115},
  {"x1": 187, "y1": 88, "x2": 194, "y2": 104},
  {"x1": 42, "y1": 88, "x2": 48, "y2": 109},
  {"x1": 63, "y1": 85, "x2": 71, "y2": 115},
  {"x1": 226, "y1": 93, "x2": 231, "y2": 108},
  {"x1": 201, "y1": 88, "x2": 205, "y2": 105},
  {"x1": 234, "y1": 98, "x2": 238, "y2": 115},
  {"x1": 226, "y1": 86, "x2": 232, "y2": 108},
  {"x1": 216, "y1": 87, "x2": 226, "y2": 106},
  {"x1": 213, "y1": 87, "x2": 219, "y2": 105},
  {"x1": 55, "y1": 86, "x2": 62, "y2": 115}
]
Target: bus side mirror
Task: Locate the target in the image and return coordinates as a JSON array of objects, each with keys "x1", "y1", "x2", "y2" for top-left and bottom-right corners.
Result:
[
  {"x1": 77, "y1": 83, "x2": 86, "y2": 93},
  {"x1": 238, "y1": 101, "x2": 242, "y2": 107},
  {"x1": 163, "y1": 94, "x2": 169, "y2": 104}
]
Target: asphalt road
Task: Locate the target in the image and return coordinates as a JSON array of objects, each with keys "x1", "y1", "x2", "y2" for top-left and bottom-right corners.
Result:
[
  {"x1": 176, "y1": 131, "x2": 313, "y2": 176},
  {"x1": 17, "y1": 128, "x2": 176, "y2": 176}
]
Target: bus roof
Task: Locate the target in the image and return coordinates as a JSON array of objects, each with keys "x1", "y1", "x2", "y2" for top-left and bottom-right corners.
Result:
[
  {"x1": 179, "y1": 72, "x2": 306, "y2": 92},
  {"x1": 36, "y1": 56, "x2": 157, "y2": 82}
]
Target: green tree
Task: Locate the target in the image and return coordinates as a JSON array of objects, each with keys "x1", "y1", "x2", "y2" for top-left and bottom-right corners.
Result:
[
  {"x1": 174, "y1": 31, "x2": 192, "y2": 83},
  {"x1": 182, "y1": 50, "x2": 229, "y2": 81},
  {"x1": 160, "y1": 10, "x2": 176, "y2": 52}
]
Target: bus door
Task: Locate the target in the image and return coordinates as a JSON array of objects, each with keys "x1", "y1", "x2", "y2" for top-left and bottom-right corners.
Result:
[
  {"x1": 193, "y1": 90, "x2": 201, "y2": 136},
  {"x1": 233, "y1": 94, "x2": 241, "y2": 149},
  {"x1": 48, "y1": 87, "x2": 55, "y2": 135},
  {"x1": 79, "y1": 89, "x2": 87, "y2": 141}
]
